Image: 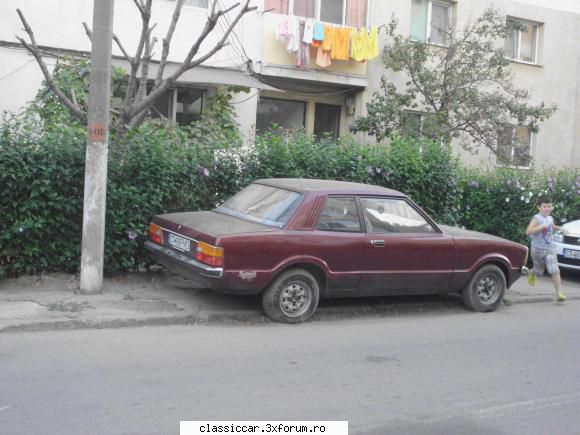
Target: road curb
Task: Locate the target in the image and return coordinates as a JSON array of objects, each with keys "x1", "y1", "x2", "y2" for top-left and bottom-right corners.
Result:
[{"x1": 1, "y1": 296, "x2": 578, "y2": 333}]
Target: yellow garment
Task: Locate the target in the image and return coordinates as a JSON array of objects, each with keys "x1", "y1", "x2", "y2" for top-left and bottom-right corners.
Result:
[
  {"x1": 351, "y1": 28, "x2": 367, "y2": 61},
  {"x1": 331, "y1": 27, "x2": 352, "y2": 61},
  {"x1": 322, "y1": 25, "x2": 333, "y2": 52},
  {"x1": 365, "y1": 26, "x2": 379, "y2": 60}
]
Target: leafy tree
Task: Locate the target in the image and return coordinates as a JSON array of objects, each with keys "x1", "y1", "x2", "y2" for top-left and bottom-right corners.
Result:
[{"x1": 351, "y1": 8, "x2": 557, "y2": 157}]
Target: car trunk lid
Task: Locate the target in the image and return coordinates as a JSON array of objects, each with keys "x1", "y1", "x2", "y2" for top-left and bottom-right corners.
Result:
[{"x1": 150, "y1": 210, "x2": 276, "y2": 259}]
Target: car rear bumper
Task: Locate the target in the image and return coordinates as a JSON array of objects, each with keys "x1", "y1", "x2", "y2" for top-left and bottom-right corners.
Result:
[{"x1": 145, "y1": 240, "x2": 223, "y2": 281}]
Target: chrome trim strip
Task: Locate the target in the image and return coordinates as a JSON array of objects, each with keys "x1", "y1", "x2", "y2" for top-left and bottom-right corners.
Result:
[{"x1": 144, "y1": 241, "x2": 223, "y2": 278}]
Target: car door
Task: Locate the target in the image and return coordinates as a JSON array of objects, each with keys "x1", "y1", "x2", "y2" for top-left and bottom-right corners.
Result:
[
  {"x1": 359, "y1": 196, "x2": 455, "y2": 295},
  {"x1": 313, "y1": 196, "x2": 364, "y2": 294}
]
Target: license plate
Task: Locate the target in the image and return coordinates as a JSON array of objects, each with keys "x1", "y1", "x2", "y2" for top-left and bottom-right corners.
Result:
[
  {"x1": 167, "y1": 233, "x2": 190, "y2": 252},
  {"x1": 563, "y1": 248, "x2": 580, "y2": 259}
]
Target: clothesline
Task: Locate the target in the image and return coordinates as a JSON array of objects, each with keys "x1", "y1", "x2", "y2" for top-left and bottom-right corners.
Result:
[{"x1": 275, "y1": 15, "x2": 380, "y2": 69}]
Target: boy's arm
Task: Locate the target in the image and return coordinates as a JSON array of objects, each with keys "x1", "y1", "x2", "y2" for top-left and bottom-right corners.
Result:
[{"x1": 525, "y1": 217, "x2": 546, "y2": 236}]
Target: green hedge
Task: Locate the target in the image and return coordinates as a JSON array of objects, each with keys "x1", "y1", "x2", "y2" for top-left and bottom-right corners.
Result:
[{"x1": 1, "y1": 116, "x2": 578, "y2": 277}]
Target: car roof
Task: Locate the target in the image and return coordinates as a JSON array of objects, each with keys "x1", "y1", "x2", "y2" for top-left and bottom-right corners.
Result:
[{"x1": 255, "y1": 178, "x2": 406, "y2": 197}]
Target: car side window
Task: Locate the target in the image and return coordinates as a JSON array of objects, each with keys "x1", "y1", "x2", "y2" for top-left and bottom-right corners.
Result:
[
  {"x1": 316, "y1": 197, "x2": 362, "y2": 232},
  {"x1": 361, "y1": 197, "x2": 435, "y2": 234}
]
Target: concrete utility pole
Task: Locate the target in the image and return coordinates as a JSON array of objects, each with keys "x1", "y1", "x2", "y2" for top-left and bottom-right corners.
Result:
[{"x1": 80, "y1": 0, "x2": 115, "y2": 294}]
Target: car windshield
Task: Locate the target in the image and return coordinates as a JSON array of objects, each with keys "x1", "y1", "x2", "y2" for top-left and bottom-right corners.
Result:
[{"x1": 215, "y1": 184, "x2": 303, "y2": 228}]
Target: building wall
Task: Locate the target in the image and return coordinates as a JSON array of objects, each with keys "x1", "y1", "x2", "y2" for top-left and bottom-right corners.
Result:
[
  {"x1": 362, "y1": 0, "x2": 580, "y2": 169},
  {"x1": 0, "y1": 0, "x2": 262, "y2": 124},
  {"x1": 0, "y1": 0, "x2": 578, "y2": 169}
]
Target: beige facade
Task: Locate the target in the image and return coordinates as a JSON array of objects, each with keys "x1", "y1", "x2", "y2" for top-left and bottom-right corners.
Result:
[{"x1": 0, "y1": 0, "x2": 579, "y2": 169}]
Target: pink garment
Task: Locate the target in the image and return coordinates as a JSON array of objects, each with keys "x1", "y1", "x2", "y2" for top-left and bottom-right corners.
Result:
[
  {"x1": 296, "y1": 20, "x2": 310, "y2": 68},
  {"x1": 316, "y1": 45, "x2": 331, "y2": 67},
  {"x1": 276, "y1": 15, "x2": 290, "y2": 40}
]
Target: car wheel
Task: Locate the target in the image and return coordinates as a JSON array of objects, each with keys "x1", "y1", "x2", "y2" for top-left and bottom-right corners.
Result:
[
  {"x1": 262, "y1": 268, "x2": 320, "y2": 324},
  {"x1": 462, "y1": 264, "x2": 506, "y2": 312}
]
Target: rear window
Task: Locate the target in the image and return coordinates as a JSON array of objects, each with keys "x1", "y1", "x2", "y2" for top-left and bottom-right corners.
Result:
[{"x1": 215, "y1": 184, "x2": 303, "y2": 228}]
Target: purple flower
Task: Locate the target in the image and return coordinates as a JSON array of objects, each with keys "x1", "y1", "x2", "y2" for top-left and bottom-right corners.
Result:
[
  {"x1": 127, "y1": 230, "x2": 137, "y2": 240},
  {"x1": 203, "y1": 168, "x2": 210, "y2": 177}
]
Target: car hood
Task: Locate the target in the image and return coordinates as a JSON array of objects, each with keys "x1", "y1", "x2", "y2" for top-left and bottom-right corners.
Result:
[
  {"x1": 438, "y1": 224, "x2": 510, "y2": 242},
  {"x1": 156, "y1": 210, "x2": 277, "y2": 238},
  {"x1": 562, "y1": 219, "x2": 580, "y2": 236}
]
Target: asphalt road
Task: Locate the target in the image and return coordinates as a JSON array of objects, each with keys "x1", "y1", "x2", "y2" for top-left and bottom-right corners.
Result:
[{"x1": 1, "y1": 301, "x2": 579, "y2": 435}]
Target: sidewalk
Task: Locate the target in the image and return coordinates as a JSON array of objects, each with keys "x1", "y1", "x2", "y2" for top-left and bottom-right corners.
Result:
[{"x1": 1, "y1": 270, "x2": 579, "y2": 333}]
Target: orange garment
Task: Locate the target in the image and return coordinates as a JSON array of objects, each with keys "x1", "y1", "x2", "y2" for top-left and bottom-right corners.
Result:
[
  {"x1": 322, "y1": 25, "x2": 333, "y2": 51},
  {"x1": 311, "y1": 39, "x2": 321, "y2": 47},
  {"x1": 331, "y1": 27, "x2": 352, "y2": 61}
]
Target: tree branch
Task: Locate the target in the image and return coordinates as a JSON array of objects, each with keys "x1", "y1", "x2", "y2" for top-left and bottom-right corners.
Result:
[
  {"x1": 129, "y1": 0, "x2": 256, "y2": 119},
  {"x1": 122, "y1": 0, "x2": 153, "y2": 124},
  {"x1": 16, "y1": 9, "x2": 86, "y2": 123},
  {"x1": 155, "y1": 0, "x2": 184, "y2": 86}
]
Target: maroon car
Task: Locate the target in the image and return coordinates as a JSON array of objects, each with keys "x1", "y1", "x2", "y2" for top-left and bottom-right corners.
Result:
[{"x1": 145, "y1": 178, "x2": 528, "y2": 323}]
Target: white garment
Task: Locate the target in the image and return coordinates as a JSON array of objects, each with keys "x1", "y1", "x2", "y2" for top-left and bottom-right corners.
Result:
[
  {"x1": 287, "y1": 16, "x2": 300, "y2": 53},
  {"x1": 302, "y1": 19, "x2": 315, "y2": 44}
]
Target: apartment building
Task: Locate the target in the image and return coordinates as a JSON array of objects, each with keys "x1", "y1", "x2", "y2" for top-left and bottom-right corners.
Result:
[{"x1": 0, "y1": 0, "x2": 579, "y2": 168}]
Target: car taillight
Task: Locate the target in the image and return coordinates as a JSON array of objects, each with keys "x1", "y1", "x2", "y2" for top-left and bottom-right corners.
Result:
[
  {"x1": 149, "y1": 223, "x2": 163, "y2": 245},
  {"x1": 195, "y1": 241, "x2": 224, "y2": 267}
]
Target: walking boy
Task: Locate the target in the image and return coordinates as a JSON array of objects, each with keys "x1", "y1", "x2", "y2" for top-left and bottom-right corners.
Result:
[{"x1": 525, "y1": 195, "x2": 566, "y2": 301}]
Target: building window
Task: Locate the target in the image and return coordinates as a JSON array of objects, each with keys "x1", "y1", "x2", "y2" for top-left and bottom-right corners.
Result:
[
  {"x1": 400, "y1": 110, "x2": 439, "y2": 139},
  {"x1": 401, "y1": 111, "x2": 423, "y2": 137},
  {"x1": 410, "y1": 0, "x2": 451, "y2": 45},
  {"x1": 505, "y1": 18, "x2": 540, "y2": 64},
  {"x1": 314, "y1": 103, "x2": 341, "y2": 140},
  {"x1": 151, "y1": 86, "x2": 204, "y2": 126},
  {"x1": 265, "y1": 0, "x2": 367, "y2": 27},
  {"x1": 256, "y1": 97, "x2": 306, "y2": 134},
  {"x1": 175, "y1": 88, "x2": 203, "y2": 125},
  {"x1": 167, "y1": 0, "x2": 209, "y2": 7},
  {"x1": 497, "y1": 126, "x2": 533, "y2": 167}
]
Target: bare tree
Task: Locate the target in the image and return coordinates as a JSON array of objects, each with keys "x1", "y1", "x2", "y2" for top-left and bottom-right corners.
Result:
[{"x1": 16, "y1": 0, "x2": 256, "y2": 135}]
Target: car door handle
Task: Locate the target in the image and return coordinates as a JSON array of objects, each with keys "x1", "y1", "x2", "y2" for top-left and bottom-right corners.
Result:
[{"x1": 371, "y1": 239, "x2": 385, "y2": 247}]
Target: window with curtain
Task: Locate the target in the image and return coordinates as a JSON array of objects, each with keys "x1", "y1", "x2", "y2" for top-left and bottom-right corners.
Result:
[
  {"x1": 505, "y1": 18, "x2": 540, "y2": 64},
  {"x1": 293, "y1": 0, "x2": 315, "y2": 18},
  {"x1": 167, "y1": 0, "x2": 209, "y2": 8},
  {"x1": 267, "y1": 0, "x2": 367, "y2": 26},
  {"x1": 265, "y1": 0, "x2": 289, "y2": 14},
  {"x1": 345, "y1": 0, "x2": 367, "y2": 27}
]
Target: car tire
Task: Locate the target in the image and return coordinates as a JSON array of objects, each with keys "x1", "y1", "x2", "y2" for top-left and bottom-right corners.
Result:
[
  {"x1": 462, "y1": 264, "x2": 506, "y2": 312},
  {"x1": 262, "y1": 268, "x2": 320, "y2": 324}
]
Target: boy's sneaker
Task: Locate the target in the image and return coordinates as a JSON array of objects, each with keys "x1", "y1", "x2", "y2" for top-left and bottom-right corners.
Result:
[
  {"x1": 527, "y1": 273, "x2": 536, "y2": 286},
  {"x1": 557, "y1": 292, "x2": 567, "y2": 302}
]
